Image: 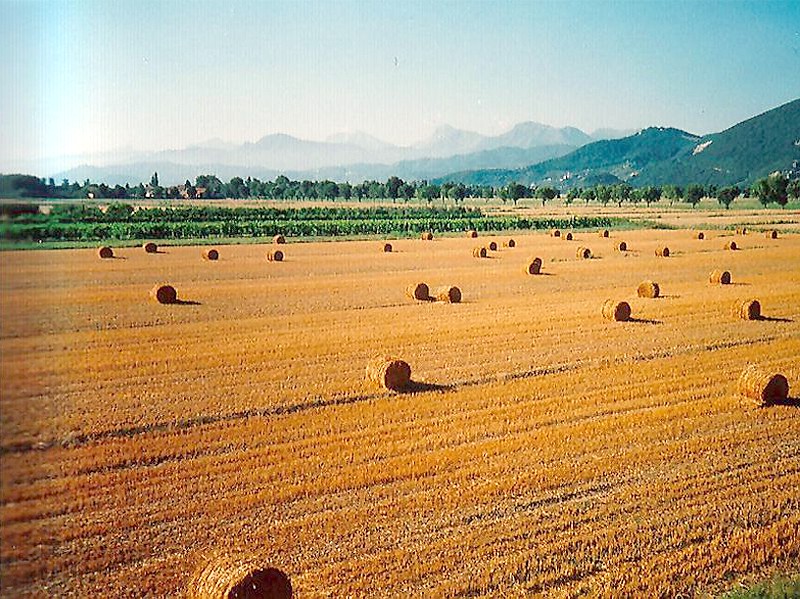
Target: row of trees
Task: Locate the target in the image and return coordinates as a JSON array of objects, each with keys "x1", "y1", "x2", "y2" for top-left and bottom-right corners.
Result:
[{"x1": 2, "y1": 172, "x2": 798, "y2": 209}]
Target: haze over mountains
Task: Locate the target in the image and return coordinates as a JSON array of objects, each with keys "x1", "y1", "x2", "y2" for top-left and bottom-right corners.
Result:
[
  {"x1": 30, "y1": 99, "x2": 800, "y2": 189},
  {"x1": 48, "y1": 123, "x2": 632, "y2": 186}
]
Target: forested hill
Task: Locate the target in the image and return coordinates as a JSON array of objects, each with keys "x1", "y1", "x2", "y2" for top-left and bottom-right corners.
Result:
[{"x1": 438, "y1": 98, "x2": 800, "y2": 188}]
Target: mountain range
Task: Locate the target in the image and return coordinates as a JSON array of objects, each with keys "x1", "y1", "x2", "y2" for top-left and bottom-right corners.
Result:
[
  {"x1": 47, "y1": 123, "x2": 632, "y2": 186},
  {"x1": 32, "y1": 99, "x2": 800, "y2": 189},
  {"x1": 440, "y1": 99, "x2": 800, "y2": 188}
]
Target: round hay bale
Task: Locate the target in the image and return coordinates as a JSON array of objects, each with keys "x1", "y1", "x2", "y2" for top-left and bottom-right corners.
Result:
[
  {"x1": 637, "y1": 280, "x2": 660, "y2": 298},
  {"x1": 421, "y1": 231, "x2": 434, "y2": 241},
  {"x1": 655, "y1": 246, "x2": 670, "y2": 257},
  {"x1": 725, "y1": 240, "x2": 738, "y2": 250},
  {"x1": 472, "y1": 246, "x2": 487, "y2": 258},
  {"x1": 366, "y1": 358, "x2": 411, "y2": 391},
  {"x1": 551, "y1": 229, "x2": 561, "y2": 238},
  {"x1": 766, "y1": 230, "x2": 778, "y2": 239},
  {"x1": 273, "y1": 234, "x2": 286, "y2": 244},
  {"x1": 736, "y1": 227, "x2": 748, "y2": 235},
  {"x1": 695, "y1": 231, "x2": 705, "y2": 240},
  {"x1": 202, "y1": 248, "x2": 219, "y2": 261},
  {"x1": 602, "y1": 299, "x2": 631, "y2": 322},
  {"x1": 190, "y1": 557, "x2": 292, "y2": 599},
  {"x1": 709, "y1": 270, "x2": 732, "y2": 285},
  {"x1": 733, "y1": 299, "x2": 760, "y2": 320},
  {"x1": 564, "y1": 232, "x2": 573, "y2": 241},
  {"x1": 503, "y1": 239, "x2": 516, "y2": 248},
  {"x1": 406, "y1": 282, "x2": 430, "y2": 301},
  {"x1": 737, "y1": 364, "x2": 789, "y2": 406},
  {"x1": 599, "y1": 229, "x2": 609, "y2": 238},
  {"x1": 467, "y1": 230, "x2": 478, "y2": 238},
  {"x1": 150, "y1": 284, "x2": 177, "y2": 304},
  {"x1": 98, "y1": 246, "x2": 113, "y2": 259},
  {"x1": 616, "y1": 241, "x2": 627, "y2": 252},
  {"x1": 383, "y1": 243, "x2": 393, "y2": 253},
  {"x1": 524, "y1": 257, "x2": 543, "y2": 275},
  {"x1": 488, "y1": 241, "x2": 498, "y2": 251},
  {"x1": 434, "y1": 285, "x2": 461, "y2": 303},
  {"x1": 267, "y1": 250, "x2": 284, "y2": 262},
  {"x1": 576, "y1": 246, "x2": 592, "y2": 259},
  {"x1": 144, "y1": 242, "x2": 158, "y2": 254}
]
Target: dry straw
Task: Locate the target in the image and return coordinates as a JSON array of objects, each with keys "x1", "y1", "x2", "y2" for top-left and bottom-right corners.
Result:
[
  {"x1": 189, "y1": 556, "x2": 292, "y2": 599},
  {"x1": 564, "y1": 232, "x2": 574, "y2": 241},
  {"x1": 655, "y1": 246, "x2": 670, "y2": 257},
  {"x1": 524, "y1": 257, "x2": 543, "y2": 275},
  {"x1": 576, "y1": 246, "x2": 592, "y2": 259},
  {"x1": 202, "y1": 248, "x2": 219, "y2": 261},
  {"x1": 725, "y1": 240, "x2": 738, "y2": 250},
  {"x1": 599, "y1": 229, "x2": 609, "y2": 238},
  {"x1": 695, "y1": 231, "x2": 705, "y2": 240},
  {"x1": 602, "y1": 299, "x2": 631, "y2": 322},
  {"x1": 637, "y1": 280, "x2": 660, "y2": 298},
  {"x1": 551, "y1": 229, "x2": 561, "y2": 237},
  {"x1": 467, "y1": 230, "x2": 478, "y2": 238},
  {"x1": 406, "y1": 282, "x2": 430, "y2": 301},
  {"x1": 737, "y1": 364, "x2": 789, "y2": 406},
  {"x1": 144, "y1": 242, "x2": 158, "y2": 254},
  {"x1": 709, "y1": 270, "x2": 732, "y2": 285},
  {"x1": 383, "y1": 243, "x2": 393, "y2": 253},
  {"x1": 488, "y1": 241, "x2": 498, "y2": 251},
  {"x1": 366, "y1": 357, "x2": 411, "y2": 391},
  {"x1": 273, "y1": 234, "x2": 286, "y2": 244},
  {"x1": 766, "y1": 229, "x2": 778, "y2": 239},
  {"x1": 434, "y1": 286, "x2": 462, "y2": 303},
  {"x1": 616, "y1": 241, "x2": 627, "y2": 251},
  {"x1": 472, "y1": 246, "x2": 487, "y2": 258},
  {"x1": 733, "y1": 299, "x2": 760, "y2": 320},
  {"x1": 267, "y1": 250, "x2": 284, "y2": 262},
  {"x1": 150, "y1": 284, "x2": 177, "y2": 304},
  {"x1": 98, "y1": 246, "x2": 113, "y2": 259},
  {"x1": 421, "y1": 231, "x2": 434, "y2": 241},
  {"x1": 503, "y1": 239, "x2": 516, "y2": 248}
]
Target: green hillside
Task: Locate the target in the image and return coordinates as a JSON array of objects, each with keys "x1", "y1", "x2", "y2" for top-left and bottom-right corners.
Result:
[{"x1": 439, "y1": 99, "x2": 800, "y2": 188}]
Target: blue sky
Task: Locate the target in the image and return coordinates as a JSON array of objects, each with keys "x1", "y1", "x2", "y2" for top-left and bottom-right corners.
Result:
[{"x1": 1, "y1": 0, "x2": 798, "y2": 168}]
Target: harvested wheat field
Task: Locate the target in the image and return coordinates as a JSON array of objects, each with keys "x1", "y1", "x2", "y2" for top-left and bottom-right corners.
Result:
[{"x1": 1, "y1": 227, "x2": 799, "y2": 598}]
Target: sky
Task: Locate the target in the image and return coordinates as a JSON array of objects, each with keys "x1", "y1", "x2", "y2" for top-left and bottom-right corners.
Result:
[{"x1": 1, "y1": 0, "x2": 799, "y2": 171}]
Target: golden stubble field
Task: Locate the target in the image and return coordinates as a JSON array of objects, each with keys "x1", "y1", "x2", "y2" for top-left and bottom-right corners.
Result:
[{"x1": 1, "y1": 225, "x2": 799, "y2": 597}]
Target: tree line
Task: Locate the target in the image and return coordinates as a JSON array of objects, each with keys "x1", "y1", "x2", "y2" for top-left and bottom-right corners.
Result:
[{"x1": 1, "y1": 171, "x2": 797, "y2": 209}]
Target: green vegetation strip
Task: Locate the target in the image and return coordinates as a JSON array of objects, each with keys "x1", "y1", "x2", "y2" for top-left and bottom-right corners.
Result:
[
  {"x1": 0, "y1": 204, "x2": 633, "y2": 245},
  {"x1": 720, "y1": 576, "x2": 800, "y2": 599}
]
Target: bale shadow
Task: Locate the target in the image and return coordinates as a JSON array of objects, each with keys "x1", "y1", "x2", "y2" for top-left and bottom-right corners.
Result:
[
  {"x1": 772, "y1": 396, "x2": 800, "y2": 408},
  {"x1": 730, "y1": 282, "x2": 751, "y2": 286},
  {"x1": 402, "y1": 380, "x2": 454, "y2": 394},
  {"x1": 173, "y1": 299, "x2": 202, "y2": 306},
  {"x1": 111, "y1": 256, "x2": 128, "y2": 260},
  {"x1": 757, "y1": 316, "x2": 793, "y2": 323},
  {"x1": 626, "y1": 317, "x2": 663, "y2": 325},
  {"x1": 654, "y1": 294, "x2": 680, "y2": 299}
]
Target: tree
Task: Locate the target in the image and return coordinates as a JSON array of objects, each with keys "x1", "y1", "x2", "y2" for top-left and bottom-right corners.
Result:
[
  {"x1": 788, "y1": 179, "x2": 800, "y2": 201},
  {"x1": 150, "y1": 172, "x2": 159, "y2": 187},
  {"x1": 716, "y1": 186, "x2": 740, "y2": 210},
  {"x1": 611, "y1": 183, "x2": 631, "y2": 207},
  {"x1": 685, "y1": 184, "x2": 704, "y2": 208},
  {"x1": 565, "y1": 187, "x2": 580, "y2": 205},
  {"x1": 752, "y1": 174, "x2": 788, "y2": 208},
  {"x1": 386, "y1": 176, "x2": 403, "y2": 200},
  {"x1": 596, "y1": 185, "x2": 612, "y2": 207},
  {"x1": 642, "y1": 186, "x2": 661, "y2": 207},
  {"x1": 504, "y1": 182, "x2": 528, "y2": 206},
  {"x1": 534, "y1": 186, "x2": 557, "y2": 207},
  {"x1": 582, "y1": 187, "x2": 596, "y2": 204}
]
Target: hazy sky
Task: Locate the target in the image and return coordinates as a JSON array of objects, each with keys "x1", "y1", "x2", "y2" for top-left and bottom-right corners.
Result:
[{"x1": 1, "y1": 0, "x2": 799, "y2": 168}]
